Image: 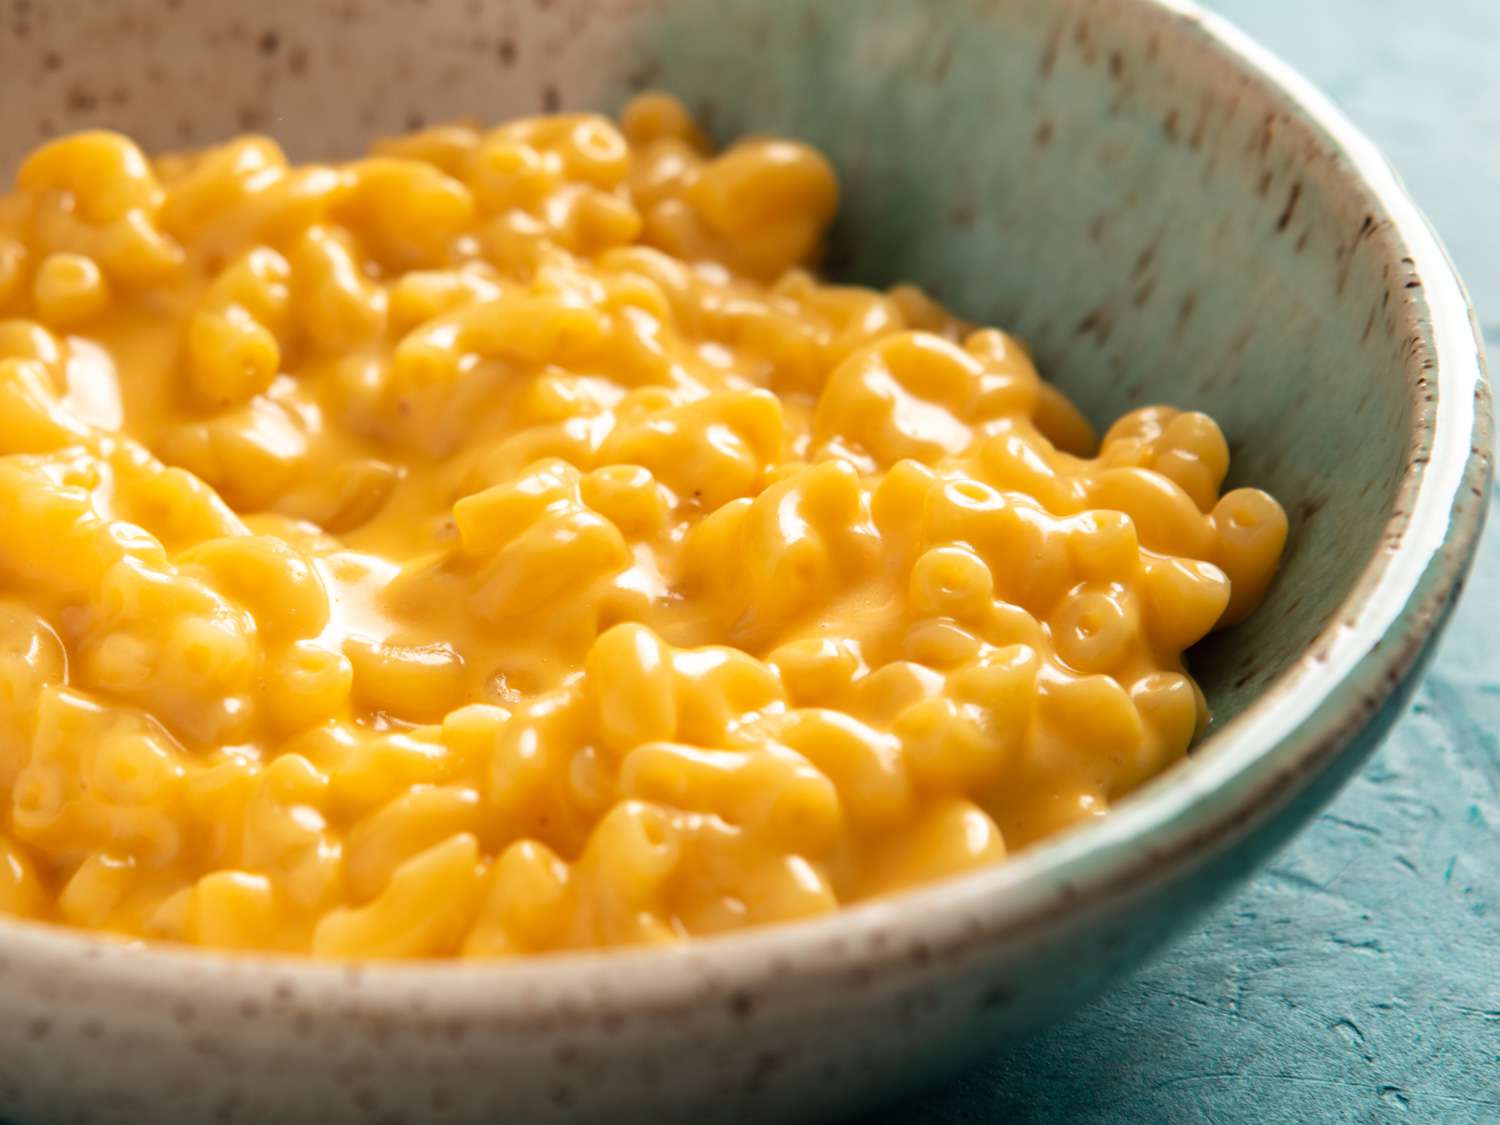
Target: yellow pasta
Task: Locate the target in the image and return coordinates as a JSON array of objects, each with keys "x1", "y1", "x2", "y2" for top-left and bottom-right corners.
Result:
[{"x1": 0, "y1": 93, "x2": 1287, "y2": 957}]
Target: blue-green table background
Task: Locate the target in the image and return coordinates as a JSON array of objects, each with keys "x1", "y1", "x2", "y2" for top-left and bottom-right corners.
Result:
[{"x1": 863, "y1": 1, "x2": 1500, "y2": 1121}]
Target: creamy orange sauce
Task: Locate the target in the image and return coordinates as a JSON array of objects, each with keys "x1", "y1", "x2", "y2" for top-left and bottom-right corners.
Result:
[{"x1": 0, "y1": 93, "x2": 1287, "y2": 956}]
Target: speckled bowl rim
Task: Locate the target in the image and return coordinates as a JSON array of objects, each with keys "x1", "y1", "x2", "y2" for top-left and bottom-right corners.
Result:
[{"x1": 0, "y1": 0, "x2": 1488, "y2": 1013}]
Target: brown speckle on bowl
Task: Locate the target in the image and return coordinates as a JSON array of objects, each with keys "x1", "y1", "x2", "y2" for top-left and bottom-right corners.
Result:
[
  {"x1": 1075, "y1": 303, "x2": 1114, "y2": 344},
  {"x1": 63, "y1": 84, "x2": 98, "y2": 113},
  {"x1": 1276, "y1": 180, "x2": 1303, "y2": 230}
]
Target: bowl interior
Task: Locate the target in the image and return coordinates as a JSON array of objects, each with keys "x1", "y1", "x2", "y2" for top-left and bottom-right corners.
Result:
[
  {"x1": 620, "y1": 0, "x2": 1421, "y2": 729},
  {"x1": 0, "y1": 0, "x2": 1418, "y2": 737}
]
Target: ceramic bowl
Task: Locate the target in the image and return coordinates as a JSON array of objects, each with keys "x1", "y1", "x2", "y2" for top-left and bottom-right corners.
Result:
[{"x1": 0, "y1": 0, "x2": 1489, "y2": 1122}]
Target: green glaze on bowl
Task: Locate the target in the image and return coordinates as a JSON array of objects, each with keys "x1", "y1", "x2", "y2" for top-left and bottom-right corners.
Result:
[{"x1": 0, "y1": 1, "x2": 1488, "y2": 1122}]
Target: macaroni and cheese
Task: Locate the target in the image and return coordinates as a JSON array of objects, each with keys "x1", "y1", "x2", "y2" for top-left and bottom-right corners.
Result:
[{"x1": 0, "y1": 94, "x2": 1287, "y2": 956}]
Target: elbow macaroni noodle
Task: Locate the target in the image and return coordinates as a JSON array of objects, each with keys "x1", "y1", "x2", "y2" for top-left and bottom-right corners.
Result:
[{"x1": 0, "y1": 94, "x2": 1287, "y2": 956}]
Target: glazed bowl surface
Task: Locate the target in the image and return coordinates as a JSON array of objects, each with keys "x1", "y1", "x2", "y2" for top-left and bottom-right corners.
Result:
[{"x1": 0, "y1": 1, "x2": 1488, "y2": 1122}]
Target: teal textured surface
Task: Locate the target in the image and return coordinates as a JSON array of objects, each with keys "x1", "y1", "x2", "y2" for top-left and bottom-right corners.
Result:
[{"x1": 863, "y1": 0, "x2": 1500, "y2": 1120}]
